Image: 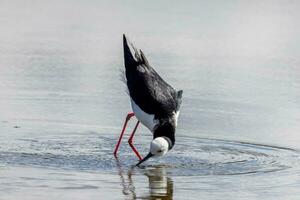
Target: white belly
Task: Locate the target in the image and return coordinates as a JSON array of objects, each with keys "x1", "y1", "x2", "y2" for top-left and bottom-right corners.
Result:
[{"x1": 131, "y1": 99, "x2": 157, "y2": 132}]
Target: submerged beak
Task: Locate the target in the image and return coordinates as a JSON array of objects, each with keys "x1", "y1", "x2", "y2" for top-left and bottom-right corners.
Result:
[{"x1": 136, "y1": 152, "x2": 153, "y2": 167}]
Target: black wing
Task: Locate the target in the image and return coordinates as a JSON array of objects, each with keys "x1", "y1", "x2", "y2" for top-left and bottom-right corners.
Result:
[{"x1": 123, "y1": 34, "x2": 182, "y2": 118}]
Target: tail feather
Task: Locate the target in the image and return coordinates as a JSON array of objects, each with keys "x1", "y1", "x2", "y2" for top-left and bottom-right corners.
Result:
[{"x1": 123, "y1": 34, "x2": 139, "y2": 68}]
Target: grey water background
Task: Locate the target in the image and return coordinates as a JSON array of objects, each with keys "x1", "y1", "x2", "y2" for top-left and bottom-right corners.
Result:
[{"x1": 0, "y1": 0, "x2": 300, "y2": 199}]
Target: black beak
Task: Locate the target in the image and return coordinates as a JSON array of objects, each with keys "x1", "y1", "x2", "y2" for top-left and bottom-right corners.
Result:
[{"x1": 136, "y1": 152, "x2": 153, "y2": 167}]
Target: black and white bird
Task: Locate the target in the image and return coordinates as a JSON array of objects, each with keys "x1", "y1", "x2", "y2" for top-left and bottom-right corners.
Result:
[{"x1": 122, "y1": 34, "x2": 183, "y2": 166}]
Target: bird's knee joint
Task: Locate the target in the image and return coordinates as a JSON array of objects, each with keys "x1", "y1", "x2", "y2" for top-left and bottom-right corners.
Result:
[{"x1": 126, "y1": 113, "x2": 135, "y2": 120}]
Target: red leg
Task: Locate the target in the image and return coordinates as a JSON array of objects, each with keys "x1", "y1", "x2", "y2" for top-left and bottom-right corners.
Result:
[
  {"x1": 128, "y1": 121, "x2": 142, "y2": 160},
  {"x1": 114, "y1": 113, "x2": 135, "y2": 157}
]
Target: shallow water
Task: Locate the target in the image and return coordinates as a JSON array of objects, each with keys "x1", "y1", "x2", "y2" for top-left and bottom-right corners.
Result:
[
  {"x1": 1, "y1": 0, "x2": 300, "y2": 199},
  {"x1": 1, "y1": 127, "x2": 300, "y2": 200}
]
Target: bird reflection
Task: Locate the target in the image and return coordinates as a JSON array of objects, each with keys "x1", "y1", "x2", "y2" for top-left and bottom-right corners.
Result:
[
  {"x1": 115, "y1": 158, "x2": 137, "y2": 199},
  {"x1": 115, "y1": 158, "x2": 173, "y2": 200},
  {"x1": 142, "y1": 165, "x2": 173, "y2": 200}
]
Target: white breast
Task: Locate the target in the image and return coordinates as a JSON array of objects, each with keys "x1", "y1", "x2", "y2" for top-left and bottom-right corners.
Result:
[{"x1": 131, "y1": 99, "x2": 158, "y2": 132}]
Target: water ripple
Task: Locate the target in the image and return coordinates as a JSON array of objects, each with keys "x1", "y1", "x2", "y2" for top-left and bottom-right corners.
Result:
[{"x1": 0, "y1": 134, "x2": 299, "y2": 176}]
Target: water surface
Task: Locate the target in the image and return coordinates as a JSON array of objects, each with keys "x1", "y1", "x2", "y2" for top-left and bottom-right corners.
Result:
[{"x1": 1, "y1": 1, "x2": 300, "y2": 199}]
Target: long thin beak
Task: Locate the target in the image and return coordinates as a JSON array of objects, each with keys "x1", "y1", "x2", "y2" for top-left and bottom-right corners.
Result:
[{"x1": 136, "y1": 152, "x2": 153, "y2": 167}]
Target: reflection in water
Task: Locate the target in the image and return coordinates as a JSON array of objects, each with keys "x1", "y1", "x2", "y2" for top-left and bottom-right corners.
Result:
[
  {"x1": 115, "y1": 158, "x2": 173, "y2": 200},
  {"x1": 115, "y1": 158, "x2": 137, "y2": 199},
  {"x1": 143, "y1": 166, "x2": 173, "y2": 200}
]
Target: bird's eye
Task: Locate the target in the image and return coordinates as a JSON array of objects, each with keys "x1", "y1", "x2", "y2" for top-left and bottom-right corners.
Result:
[{"x1": 158, "y1": 150, "x2": 162, "y2": 153}]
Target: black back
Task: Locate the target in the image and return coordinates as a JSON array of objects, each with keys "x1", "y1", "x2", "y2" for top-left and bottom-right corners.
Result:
[
  {"x1": 123, "y1": 35, "x2": 182, "y2": 118},
  {"x1": 123, "y1": 35, "x2": 182, "y2": 146}
]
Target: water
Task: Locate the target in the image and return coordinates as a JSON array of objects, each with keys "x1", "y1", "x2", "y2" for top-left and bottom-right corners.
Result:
[{"x1": 1, "y1": 0, "x2": 300, "y2": 199}]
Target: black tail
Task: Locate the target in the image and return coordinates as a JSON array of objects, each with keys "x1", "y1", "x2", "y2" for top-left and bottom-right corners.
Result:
[
  {"x1": 123, "y1": 34, "x2": 139, "y2": 69},
  {"x1": 123, "y1": 34, "x2": 149, "y2": 69}
]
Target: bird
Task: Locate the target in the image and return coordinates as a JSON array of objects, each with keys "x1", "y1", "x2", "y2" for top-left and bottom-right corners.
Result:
[{"x1": 115, "y1": 34, "x2": 183, "y2": 166}]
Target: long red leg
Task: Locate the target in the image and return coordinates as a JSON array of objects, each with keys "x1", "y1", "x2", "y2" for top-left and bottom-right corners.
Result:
[
  {"x1": 128, "y1": 121, "x2": 142, "y2": 160},
  {"x1": 113, "y1": 113, "x2": 135, "y2": 157},
  {"x1": 114, "y1": 113, "x2": 141, "y2": 160}
]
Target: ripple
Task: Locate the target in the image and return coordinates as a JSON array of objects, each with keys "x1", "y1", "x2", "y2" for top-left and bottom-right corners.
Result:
[
  {"x1": 0, "y1": 134, "x2": 299, "y2": 176},
  {"x1": 151, "y1": 137, "x2": 300, "y2": 176}
]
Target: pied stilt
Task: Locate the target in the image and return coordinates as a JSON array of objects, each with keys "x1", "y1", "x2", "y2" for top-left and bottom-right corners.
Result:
[{"x1": 114, "y1": 34, "x2": 183, "y2": 166}]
